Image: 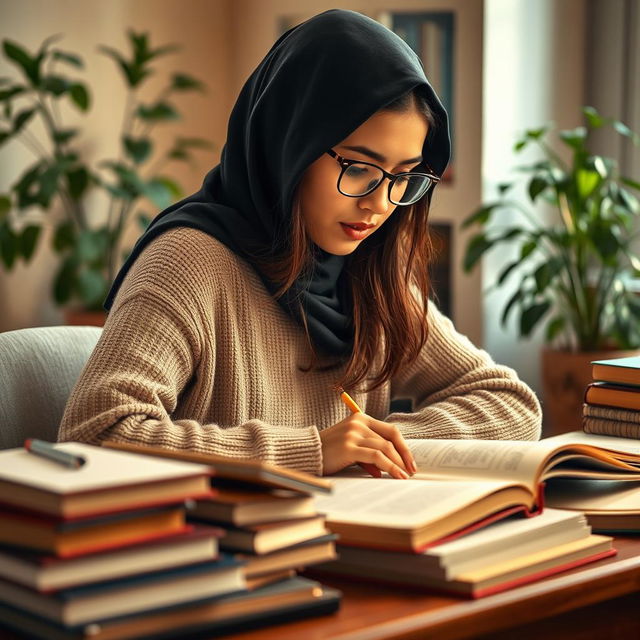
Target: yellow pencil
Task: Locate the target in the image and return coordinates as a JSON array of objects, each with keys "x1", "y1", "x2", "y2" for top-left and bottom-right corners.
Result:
[{"x1": 339, "y1": 389, "x2": 361, "y2": 414}]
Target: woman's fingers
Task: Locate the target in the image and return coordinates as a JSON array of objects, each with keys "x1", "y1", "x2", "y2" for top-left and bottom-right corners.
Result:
[
  {"x1": 364, "y1": 418, "x2": 417, "y2": 474},
  {"x1": 358, "y1": 436, "x2": 407, "y2": 472},
  {"x1": 355, "y1": 445, "x2": 410, "y2": 479}
]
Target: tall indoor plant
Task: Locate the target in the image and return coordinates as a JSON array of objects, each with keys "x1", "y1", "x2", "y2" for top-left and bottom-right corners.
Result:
[
  {"x1": 462, "y1": 106, "x2": 640, "y2": 432},
  {"x1": 0, "y1": 31, "x2": 213, "y2": 322}
]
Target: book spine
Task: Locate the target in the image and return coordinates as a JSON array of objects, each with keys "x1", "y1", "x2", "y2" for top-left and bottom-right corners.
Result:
[
  {"x1": 583, "y1": 402, "x2": 640, "y2": 423},
  {"x1": 583, "y1": 416, "x2": 640, "y2": 439}
]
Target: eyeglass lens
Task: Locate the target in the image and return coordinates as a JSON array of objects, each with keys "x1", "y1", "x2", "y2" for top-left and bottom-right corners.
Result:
[{"x1": 340, "y1": 164, "x2": 431, "y2": 204}]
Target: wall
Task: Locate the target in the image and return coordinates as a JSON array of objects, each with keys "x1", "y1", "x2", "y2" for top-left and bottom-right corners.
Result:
[{"x1": 482, "y1": 0, "x2": 586, "y2": 395}]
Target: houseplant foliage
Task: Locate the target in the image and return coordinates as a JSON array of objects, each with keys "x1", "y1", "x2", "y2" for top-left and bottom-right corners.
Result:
[
  {"x1": 462, "y1": 106, "x2": 640, "y2": 352},
  {"x1": 0, "y1": 31, "x2": 213, "y2": 312}
]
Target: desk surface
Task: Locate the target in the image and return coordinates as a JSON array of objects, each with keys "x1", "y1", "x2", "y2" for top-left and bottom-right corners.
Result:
[{"x1": 224, "y1": 536, "x2": 640, "y2": 640}]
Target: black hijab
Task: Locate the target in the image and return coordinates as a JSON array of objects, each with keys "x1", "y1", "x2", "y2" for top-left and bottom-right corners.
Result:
[{"x1": 104, "y1": 9, "x2": 451, "y2": 357}]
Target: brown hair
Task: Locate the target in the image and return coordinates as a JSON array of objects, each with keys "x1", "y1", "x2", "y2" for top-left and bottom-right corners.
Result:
[{"x1": 263, "y1": 90, "x2": 437, "y2": 392}]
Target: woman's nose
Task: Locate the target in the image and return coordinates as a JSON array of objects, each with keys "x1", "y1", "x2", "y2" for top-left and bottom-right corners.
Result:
[{"x1": 358, "y1": 180, "x2": 390, "y2": 215}]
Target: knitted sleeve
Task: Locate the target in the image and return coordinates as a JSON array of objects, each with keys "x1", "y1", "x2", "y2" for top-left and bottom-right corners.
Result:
[
  {"x1": 387, "y1": 303, "x2": 542, "y2": 440},
  {"x1": 58, "y1": 231, "x2": 322, "y2": 475}
]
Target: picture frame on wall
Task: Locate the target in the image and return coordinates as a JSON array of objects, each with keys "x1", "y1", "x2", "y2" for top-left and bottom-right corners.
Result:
[{"x1": 379, "y1": 11, "x2": 455, "y2": 183}]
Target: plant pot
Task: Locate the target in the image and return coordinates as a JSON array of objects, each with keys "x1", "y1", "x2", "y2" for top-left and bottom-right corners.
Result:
[
  {"x1": 541, "y1": 347, "x2": 640, "y2": 437},
  {"x1": 64, "y1": 308, "x2": 107, "y2": 327}
]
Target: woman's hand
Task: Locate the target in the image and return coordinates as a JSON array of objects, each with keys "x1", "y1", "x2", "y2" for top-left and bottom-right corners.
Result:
[{"x1": 319, "y1": 413, "x2": 417, "y2": 478}]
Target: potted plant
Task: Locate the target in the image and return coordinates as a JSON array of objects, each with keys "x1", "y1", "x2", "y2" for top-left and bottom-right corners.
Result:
[
  {"x1": 462, "y1": 106, "x2": 640, "y2": 434},
  {"x1": 0, "y1": 31, "x2": 213, "y2": 324}
]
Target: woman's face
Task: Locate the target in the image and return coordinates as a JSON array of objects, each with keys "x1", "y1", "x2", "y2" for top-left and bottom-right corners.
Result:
[{"x1": 298, "y1": 107, "x2": 429, "y2": 255}]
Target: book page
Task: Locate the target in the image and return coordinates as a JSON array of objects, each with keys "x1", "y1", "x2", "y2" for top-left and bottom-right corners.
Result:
[
  {"x1": 314, "y1": 477, "x2": 524, "y2": 528},
  {"x1": 406, "y1": 439, "x2": 551, "y2": 489},
  {"x1": 546, "y1": 478, "x2": 640, "y2": 512}
]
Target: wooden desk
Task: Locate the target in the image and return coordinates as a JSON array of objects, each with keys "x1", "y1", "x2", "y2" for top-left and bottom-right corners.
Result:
[{"x1": 224, "y1": 536, "x2": 640, "y2": 640}]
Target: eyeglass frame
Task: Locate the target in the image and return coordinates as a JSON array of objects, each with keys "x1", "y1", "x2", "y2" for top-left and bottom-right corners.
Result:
[{"x1": 325, "y1": 149, "x2": 440, "y2": 206}]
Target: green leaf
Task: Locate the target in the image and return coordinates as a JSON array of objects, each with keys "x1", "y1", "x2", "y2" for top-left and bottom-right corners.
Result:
[
  {"x1": 69, "y1": 83, "x2": 90, "y2": 111},
  {"x1": 53, "y1": 128, "x2": 79, "y2": 144},
  {"x1": 0, "y1": 85, "x2": 26, "y2": 101},
  {"x1": 52, "y1": 50, "x2": 83, "y2": 68},
  {"x1": 53, "y1": 220, "x2": 76, "y2": 252},
  {"x1": 66, "y1": 167, "x2": 89, "y2": 199},
  {"x1": 545, "y1": 316, "x2": 566, "y2": 342},
  {"x1": 528, "y1": 176, "x2": 548, "y2": 202},
  {"x1": 621, "y1": 176, "x2": 640, "y2": 191},
  {"x1": 497, "y1": 182, "x2": 513, "y2": 195},
  {"x1": 582, "y1": 106, "x2": 605, "y2": 128},
  {"x1": 520, "y1": 240, "x2": 537, "y2": 260},
  {"x1": 123, "y1": 136, "x2": 152, "y2": 164},
  {"x1": 137, "y1": 212, "x2": 151, "y2": 230},
  {"x1": 513, "y1": 139, "x2": 527, "y2": 152},
  {"x1": 171, "y1": 73, "x2": 205, "y2": 91},
  {"x1": 0, "y1": 222, "x2": 19, "y2": 268},
  {"x1": 461, "y1": 203, "x2": 501, "y2": 229},
  {"x1": 77, "y1": 267, "x2": 107, "y2": 306},
  {"x1": 53, "y1": 256, "x2": 77, "y2": 304},
  {"x1": 497, "y1": 260, "x2": 520, "y2": 285},
  {"x1": 142, "y1": 178, "x2": 173, "y2": 209},
  {"x1": 41, "y1": 75, "x2": 70, "y2": 96},
  {"x1": 19, "y1": 224, "x2": 40, "y2": 260},
  {"x1": 559, "y1": 127, "x2": 587, "y2": 151},
  {"x1": 3, "y1": 40, "x2": 40, "y2": 85},
  {"x1": 76, "y1": 229, "x2": 109, "y2": 263},
  {"x1": 525, "y1": 126, "x2": 548, "y2": 140},
  {"x1": 153, "y1": 176, "x2": 182, "y2": 200},
  {"x1": 575, "y1": 169, "x2": 600, "y2": 200},
  {"x1": 617, "y1": 188, "x2": 640, "y2": 214},
  {"x1": 520, "y1": 301, "x2": 551, "y2": 336},
  {"x1": 463, "y1": 233, "x2": 494, "y2": 271},
  {"x1": 13, "y1": 107, "x2": 36, "y2": 133},
  {"x1": 136, "y1": 102, "x2": 179, "y2": 122},
  {"x1": 0, "y1": 194, "x2": 10, "y2": 220},
  {"x1": 501, "y1": 289, "x2": 523, "y2": 326}
]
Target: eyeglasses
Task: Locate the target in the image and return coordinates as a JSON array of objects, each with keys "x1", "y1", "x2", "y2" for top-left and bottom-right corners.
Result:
[{"x1": 326, "y1": 149, "x2": 439, "y2": 206}]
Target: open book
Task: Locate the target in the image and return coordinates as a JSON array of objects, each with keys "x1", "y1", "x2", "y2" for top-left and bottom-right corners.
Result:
[{"x1": 315, "y1": 431, "x2": 640, "y2": 551}]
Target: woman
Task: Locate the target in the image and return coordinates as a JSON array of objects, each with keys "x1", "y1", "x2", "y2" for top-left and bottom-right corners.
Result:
[{"x1": 59, "y1": 9, "x2": 541, "y2": 477}]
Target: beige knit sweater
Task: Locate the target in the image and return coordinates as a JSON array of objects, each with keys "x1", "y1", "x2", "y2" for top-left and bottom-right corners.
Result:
[{"x1": 59, "y1": 227, "x2": 542, "y2": 474}]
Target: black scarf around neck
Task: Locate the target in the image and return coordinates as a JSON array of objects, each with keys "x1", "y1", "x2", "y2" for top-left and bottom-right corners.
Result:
[{"x1": 104, "y1": 9, "x2": 451, "y2": 357}]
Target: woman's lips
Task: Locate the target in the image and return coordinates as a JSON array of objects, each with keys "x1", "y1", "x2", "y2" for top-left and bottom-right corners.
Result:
[{"x1": 339, "y1": 222, "x2": 374, "y2": 240}]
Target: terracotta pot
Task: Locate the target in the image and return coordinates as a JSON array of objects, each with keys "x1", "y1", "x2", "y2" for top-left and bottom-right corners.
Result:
[
  {"x1": 63, "y1": 308, "x2": 107, "y2": 327},
  {"x1": 541, "y1": 347, "x2": 640, "y2": 437}
]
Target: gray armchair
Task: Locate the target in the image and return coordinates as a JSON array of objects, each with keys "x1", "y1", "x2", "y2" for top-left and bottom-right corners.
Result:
[{"x1": 0, "y1": 325, "x2": 102, "y2": 449}]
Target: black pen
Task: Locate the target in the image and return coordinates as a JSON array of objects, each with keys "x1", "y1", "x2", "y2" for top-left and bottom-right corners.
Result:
[{"x1": 24, "y1": 439, "x2": 86, "y2": 469}]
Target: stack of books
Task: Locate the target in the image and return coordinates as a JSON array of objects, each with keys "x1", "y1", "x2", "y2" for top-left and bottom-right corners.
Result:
[
  {"x1": 0, "y1": 442, "x2": 340, "y2": 639},
  {"x1": 584, "y1": 356, "x2": 640, "y2": 438},
  {"x1": 309, "y1": 433, "x2": 640, "y2": 596},
  {"x1": 104, "y1": 442, "x2": 339, "y2": 592}
]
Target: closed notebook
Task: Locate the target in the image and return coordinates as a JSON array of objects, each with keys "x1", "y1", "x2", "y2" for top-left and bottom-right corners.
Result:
[
  {"x1": 0, "y1": 525, "x2": 223, "y2": 591},
  {"x1": 0, "y1": 443, "x2": 214, "y2": 519},
  {"x1": 191, "y1": 488, "x2": 317, "y2": 526},
  {"x1": 0, "y1": 505, "x2": 190, "y2": 557},
  {"x1": 0, "y1": 555, "x2": 245, "y2": 626},
  {"x1": 585, "y1": 383, "x2": 640, "y2": 411},
  {"x1": 237, "y1": 534, "x2": 338, "y2": 578},
  {"x1": 209, "y1": 516, "x2": 329, "y2": 554},
  {"x1": 592, "y1": 356, "x2": 640, "y2": 386}
]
